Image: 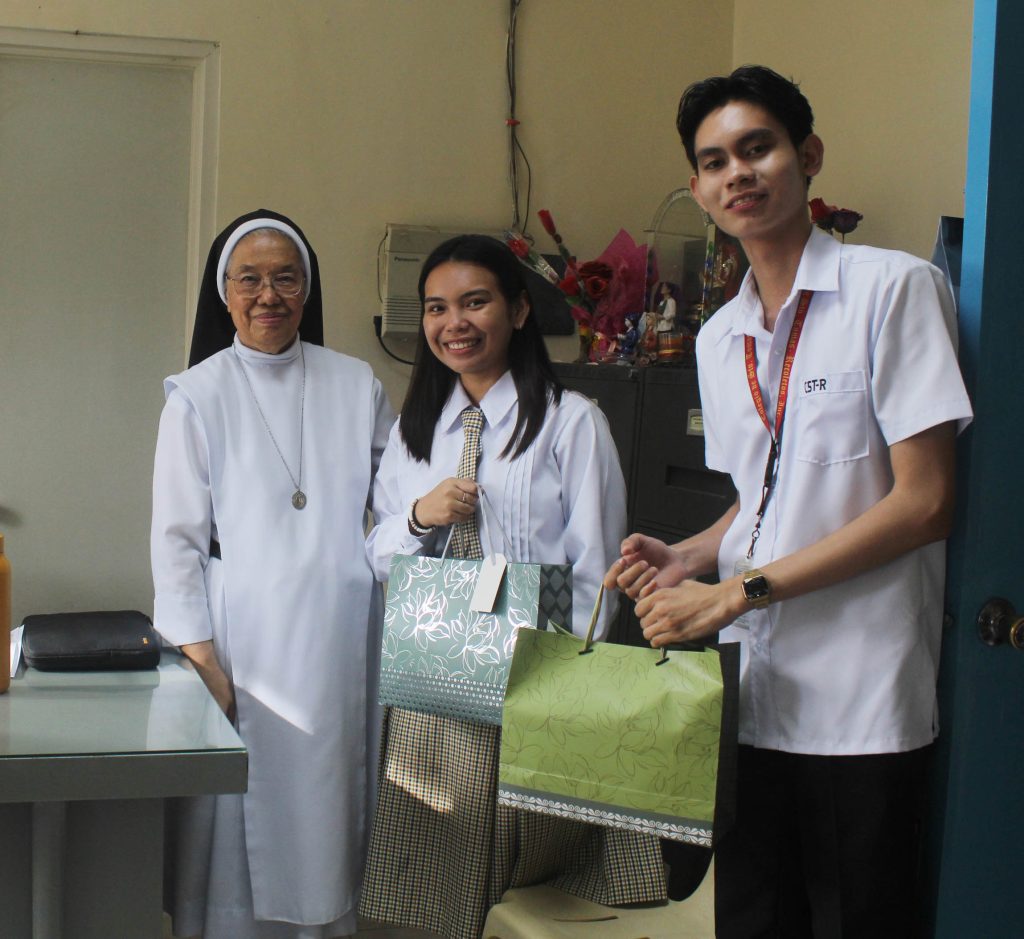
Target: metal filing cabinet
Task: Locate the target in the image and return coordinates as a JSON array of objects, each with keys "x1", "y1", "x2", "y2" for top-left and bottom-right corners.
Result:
[
  {"x1": 552, "y1": 363, "x2": 642, "y2": 492},
  {"x1": 555, "y1": 363, "x2": 735, "y2": 644}
]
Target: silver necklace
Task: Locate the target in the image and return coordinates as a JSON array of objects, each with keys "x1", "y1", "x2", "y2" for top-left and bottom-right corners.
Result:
[{"x1": 235, "y1": 344, "x2": 307, "y2": 510}]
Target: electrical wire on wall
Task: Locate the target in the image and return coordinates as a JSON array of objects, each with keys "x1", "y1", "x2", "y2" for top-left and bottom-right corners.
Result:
[
  {"x1": 506, "y1": 0, "x2": 533, "y2": 238},
  {"x1": 375, "y1": 1, "x2": 532, "y2": 367}
]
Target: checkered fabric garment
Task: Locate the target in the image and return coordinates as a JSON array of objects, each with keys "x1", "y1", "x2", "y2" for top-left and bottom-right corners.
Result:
[
  {"x1": 449, "y1": 406, "x2": 484, "y2": 559},
  {"x1": 359, "y1": 710, "x2": 667, "y2": 939}
]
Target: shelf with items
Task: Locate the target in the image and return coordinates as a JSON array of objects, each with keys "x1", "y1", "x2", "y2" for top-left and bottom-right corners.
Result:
[{"x1": 646, "y1": 188, "x2": 748, "y2": 341}]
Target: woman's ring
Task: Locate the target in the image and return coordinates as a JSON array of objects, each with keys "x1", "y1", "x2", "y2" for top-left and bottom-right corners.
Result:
[{"x1": 461, "y1": 493, "x2": 466, "y2": 503}]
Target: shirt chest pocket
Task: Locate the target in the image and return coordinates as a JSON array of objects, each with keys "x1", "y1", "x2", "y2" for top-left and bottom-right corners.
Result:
[{"x1": 794, "y1": 369, "x2": 870, "y2": 465}]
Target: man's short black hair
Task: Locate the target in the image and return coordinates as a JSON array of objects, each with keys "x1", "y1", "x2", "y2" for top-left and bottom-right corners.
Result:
[{"x1": 677, "y1": 65, "x2": 815, "y2": 170}]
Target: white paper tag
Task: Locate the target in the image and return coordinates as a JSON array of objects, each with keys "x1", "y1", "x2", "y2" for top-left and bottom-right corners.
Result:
[
  {"x1": 732, "y1": 559, "x2": 753, "y2": 630},
  {"x1": 10, "y1": 625, "x2": 24, "y2": 677},
  {"x1": 470, "y1": 554, "x2": 508, "y2": 613}
]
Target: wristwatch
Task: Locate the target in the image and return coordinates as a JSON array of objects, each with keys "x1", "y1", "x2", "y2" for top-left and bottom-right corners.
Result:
[{"x1": 741, "y1": 568, "x2": 772, "y2": 609}]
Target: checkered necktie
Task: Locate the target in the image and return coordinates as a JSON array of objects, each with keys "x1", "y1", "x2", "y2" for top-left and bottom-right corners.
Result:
[{"x1": 450, "y1": 406, "x2": 484, "y2": 560}]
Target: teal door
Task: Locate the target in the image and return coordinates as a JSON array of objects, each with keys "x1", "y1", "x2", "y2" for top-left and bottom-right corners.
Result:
[{"x1": 927, "y1": 2, "x2": 1024, "y2": 935}]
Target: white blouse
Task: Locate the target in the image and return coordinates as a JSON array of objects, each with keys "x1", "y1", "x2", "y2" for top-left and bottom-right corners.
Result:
[{"x1": 367, "y1": 370, "x2": 627, "y2": 641}]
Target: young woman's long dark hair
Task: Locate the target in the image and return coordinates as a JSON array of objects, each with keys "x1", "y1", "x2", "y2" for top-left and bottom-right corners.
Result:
[{"x1": 399, "y1": 235, "x2": 564, "y2": 463}]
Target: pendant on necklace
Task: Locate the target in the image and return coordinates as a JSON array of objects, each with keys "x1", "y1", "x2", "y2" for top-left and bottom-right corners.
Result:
[{"x1": 292, "y1": 490, "x2": 307, "y2": 510}]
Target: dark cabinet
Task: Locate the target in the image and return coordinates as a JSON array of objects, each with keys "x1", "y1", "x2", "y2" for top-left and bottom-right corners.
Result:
[
  {"x1": 632, "y1": 369, "x2": 736, "y2": 539},
  {"x1": 554, "y1": 363, "x2": 735, "y2": 644},
  {"x1": 551, "y1": 363, "x2": 643, "y2": 486}
]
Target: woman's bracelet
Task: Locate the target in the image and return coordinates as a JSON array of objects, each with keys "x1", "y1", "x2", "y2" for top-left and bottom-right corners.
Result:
[{"x1": 407, "y1": 498, "x2": 435, "y2": 537}]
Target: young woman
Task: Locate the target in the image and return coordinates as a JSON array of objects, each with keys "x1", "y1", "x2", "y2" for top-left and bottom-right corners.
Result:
[{"x1": 359, "y1": 235, "x2": 665, "y2": 939}]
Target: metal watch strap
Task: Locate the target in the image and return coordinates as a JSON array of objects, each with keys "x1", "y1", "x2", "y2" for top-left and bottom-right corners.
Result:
[{"x1": 742, "y1": 568, "x2": 772, "y2": 609}]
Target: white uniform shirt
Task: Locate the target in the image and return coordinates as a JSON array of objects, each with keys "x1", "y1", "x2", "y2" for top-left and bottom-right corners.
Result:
[
  {"x1": 696, "y1": 227, "x2": 973, "y2": 755},
  {"x1": 367, "y1": 371, "x2": 626, "y2": 641}
]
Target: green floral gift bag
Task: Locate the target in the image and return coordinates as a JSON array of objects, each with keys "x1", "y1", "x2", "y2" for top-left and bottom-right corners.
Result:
[
  {"x1": 498, "y1": 588, "x2": 738, "y2": 846},
  {"x1": 379, "y1": 553, "x2": 573, "y2": 725}
]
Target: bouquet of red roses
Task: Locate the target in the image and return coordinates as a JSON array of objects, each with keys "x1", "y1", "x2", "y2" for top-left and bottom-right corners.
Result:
[{"x1": 505, "y1": 210, "x2": 649, "y2": 341}]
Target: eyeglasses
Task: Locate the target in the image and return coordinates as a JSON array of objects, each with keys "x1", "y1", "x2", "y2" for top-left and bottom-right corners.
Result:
[{"x1": 226, "y1": 271, "x2": 305, "y2": 299}]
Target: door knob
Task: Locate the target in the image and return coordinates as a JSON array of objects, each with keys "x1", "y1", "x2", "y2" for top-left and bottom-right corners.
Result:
[{"x1": 977, "y1": 598, "x2": 1024, "y2": 649}]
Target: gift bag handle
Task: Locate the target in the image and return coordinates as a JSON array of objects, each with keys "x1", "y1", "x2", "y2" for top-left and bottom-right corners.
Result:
[
  {"x1": 579, "y1": 584, "x2": 604, "y2": 655},
  {"x1": 478, "y1": 486, "x2": 516, "y2": 558},
  {"x1": 439, "y1": 485, "x2": 516, "y2": 561},
  {"x1": 578, "y1": 584, "x2": 669, "y2": 665}
]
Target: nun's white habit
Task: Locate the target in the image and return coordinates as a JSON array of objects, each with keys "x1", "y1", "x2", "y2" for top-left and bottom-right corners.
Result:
[{"x1": 151, "y1": 211, "x2": 395, "y2": 938}]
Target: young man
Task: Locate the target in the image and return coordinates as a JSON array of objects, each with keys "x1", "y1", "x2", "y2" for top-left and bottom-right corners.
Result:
[{"x1": 606, "y1": 66, "x2": 972, "y2": 936}]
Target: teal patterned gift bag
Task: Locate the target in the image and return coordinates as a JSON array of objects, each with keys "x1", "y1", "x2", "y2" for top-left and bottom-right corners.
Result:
[{"x1": 378, "y1": 553, "x2": 573, "y2": 725}]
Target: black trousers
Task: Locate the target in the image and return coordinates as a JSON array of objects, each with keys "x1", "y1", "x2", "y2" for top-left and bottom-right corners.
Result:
[{"x1": 714, "y1": 744, "x2": 930, "y2": 939}]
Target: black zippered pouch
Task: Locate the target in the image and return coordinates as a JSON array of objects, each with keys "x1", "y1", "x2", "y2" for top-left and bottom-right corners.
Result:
[{"x1": 21, "y1": 610, "x2": 161, "y2": 671}]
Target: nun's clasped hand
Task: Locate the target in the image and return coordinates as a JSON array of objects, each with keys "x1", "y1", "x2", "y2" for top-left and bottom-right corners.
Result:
[{"x1": 413, "y1": 477, "x2": 479, "y2": 528}]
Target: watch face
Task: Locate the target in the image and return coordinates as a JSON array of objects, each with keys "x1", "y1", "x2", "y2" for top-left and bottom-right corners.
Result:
[{"x1": 743, "y1": 574, "x2": 770, "y2": 601}]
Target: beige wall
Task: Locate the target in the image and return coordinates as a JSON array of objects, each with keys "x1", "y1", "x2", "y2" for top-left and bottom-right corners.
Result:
[
  {"x1": 1, "y1": 0, "x2": 730, "y2": 407},
  {"x1": 732, "y1": 0, "x2": 973, "y2": 260},
  {"x1": 0, "y1": 0, "x2": 975, "y2": 620},
  {"x1": 1, "y1": 0, "x2": 972, "y2": 403}
]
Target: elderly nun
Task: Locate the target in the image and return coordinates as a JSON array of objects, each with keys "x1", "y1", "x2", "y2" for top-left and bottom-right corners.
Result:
[{"x1": 152, "y1": 209, "x2": 395, "y2": 938}]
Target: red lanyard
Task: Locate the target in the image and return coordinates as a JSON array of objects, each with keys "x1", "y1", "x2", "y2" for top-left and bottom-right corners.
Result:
[{"x1": 743, "y1": 289, "x2": 813, "y2": 558}]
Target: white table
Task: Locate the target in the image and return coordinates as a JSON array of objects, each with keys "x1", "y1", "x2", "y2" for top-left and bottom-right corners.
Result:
[{"x1": 0, "y1": 652, "x2": 246, "y2": 938}]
